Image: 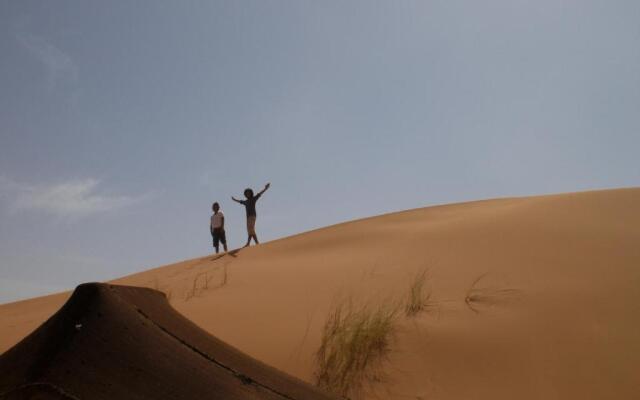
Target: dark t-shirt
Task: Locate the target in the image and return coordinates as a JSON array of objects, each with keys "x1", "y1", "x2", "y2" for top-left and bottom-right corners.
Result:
[{"x1": 240, "y1": 193, "x2": 262, "y2": 217}]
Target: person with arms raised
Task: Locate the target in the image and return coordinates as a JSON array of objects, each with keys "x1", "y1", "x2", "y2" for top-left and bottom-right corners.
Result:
[{"x1": 232, "y1": 183, "x2": 270, "y2": 247}]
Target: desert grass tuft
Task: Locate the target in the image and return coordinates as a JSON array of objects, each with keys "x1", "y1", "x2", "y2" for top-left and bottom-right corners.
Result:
[
  {"x1": 404, "y1": 269, "x2": 431, "y2": 317},
  {"x1": 315, "y1": 298, "x2": 399, "y2": 398}
]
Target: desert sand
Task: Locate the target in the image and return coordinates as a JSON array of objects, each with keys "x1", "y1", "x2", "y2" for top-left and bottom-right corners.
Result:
[{"x1": 1, "y1": 188, "x2": 639, "y2": 399}]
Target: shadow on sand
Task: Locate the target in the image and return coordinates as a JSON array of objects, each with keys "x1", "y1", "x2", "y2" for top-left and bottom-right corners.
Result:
[{"x1": 211, "y1": 248, "x2": 241, "y2": 262}]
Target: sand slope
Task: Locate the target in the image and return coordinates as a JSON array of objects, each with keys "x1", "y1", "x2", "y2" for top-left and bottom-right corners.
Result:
[
  {"x1": 0, "y1": 283, "x2": 335, "y2": 400},
  {"x1": 1, "y1": 188, "x2": 639, "y2": 399}
]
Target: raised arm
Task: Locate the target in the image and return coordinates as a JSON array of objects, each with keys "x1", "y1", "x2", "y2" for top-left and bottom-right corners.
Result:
[
  {"x1": 231, "y1": 196, "x2": 243, "y2": 204},
  {"x1": 256, "y1": 182, "x2": 271, "y2": 198}
]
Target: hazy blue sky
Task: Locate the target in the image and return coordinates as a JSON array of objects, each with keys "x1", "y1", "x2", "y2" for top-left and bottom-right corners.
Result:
[{"x1": 1, "y1": 1, "x2": 639, "y2": 303}]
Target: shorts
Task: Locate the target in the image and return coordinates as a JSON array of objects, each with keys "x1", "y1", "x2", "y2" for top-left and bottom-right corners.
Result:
[
  {"x1": 212, "y1": 228, "x2": 226, "y2": 247},
  {"x1": 247, "y1": 215, "x2": 257, "y2": 236}
]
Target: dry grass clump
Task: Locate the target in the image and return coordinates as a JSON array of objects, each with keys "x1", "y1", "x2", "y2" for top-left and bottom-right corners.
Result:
[
  {"x1": 404, "y1": 269, "x2": 432, "y2": 317},
  {"x1": 315, "y1": 299, "x2": 399, "y2": 398}
]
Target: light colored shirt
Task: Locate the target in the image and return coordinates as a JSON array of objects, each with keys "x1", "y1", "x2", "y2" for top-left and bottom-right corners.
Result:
[{"x1": 211, "y1": 211, "x2": 224, "y2": 229}]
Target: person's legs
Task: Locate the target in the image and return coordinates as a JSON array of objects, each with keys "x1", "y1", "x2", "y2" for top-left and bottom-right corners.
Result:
[
  {"x1": 213, "y1": 233, "x2": 220, "y2": 254},
  {"x1": 246, "y1": 216, "x2": 257, "y2": 246},
  {"x1": 220, "y1": 230, "x2": 228, "y2": 252},
  {"x1": 248, "y1": 216, "x2": 259, "y2": 244}
]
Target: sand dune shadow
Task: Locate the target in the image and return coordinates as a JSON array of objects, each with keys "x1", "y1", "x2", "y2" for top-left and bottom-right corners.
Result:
[{"x1": 210, "y1": 248, "x2": 241, "y2": 261}]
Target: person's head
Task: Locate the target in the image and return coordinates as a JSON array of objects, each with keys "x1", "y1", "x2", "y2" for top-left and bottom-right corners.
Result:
[
  {"x1": 212, "y1": 202, "x2": 220, "y2": 212},
  {"x1": 244, "y1": 188, "x2": 254, "y2": 199}
]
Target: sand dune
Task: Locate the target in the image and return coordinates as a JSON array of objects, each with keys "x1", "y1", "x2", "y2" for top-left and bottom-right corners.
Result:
[
  {"x1": 0, "y1": 283, "x2": 335, "y2": 399},
  {"x1": 1, "y1": 188, "x2": 639, "y2": 399}
]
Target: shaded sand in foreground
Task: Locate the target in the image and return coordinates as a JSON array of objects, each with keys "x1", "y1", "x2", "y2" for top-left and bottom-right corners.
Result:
[
  {"x1": 1, "y1": 188, "x2": 639, "y2": 399},
  {"x1": 0, "y1": 283, "x2": 336, "y2": 400}
]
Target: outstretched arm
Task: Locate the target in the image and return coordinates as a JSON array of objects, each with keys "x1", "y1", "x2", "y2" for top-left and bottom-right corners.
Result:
[
  {"x1": 256, "y1": 182, "x2": 271, "y2": 197},
  {"x1": 231, "y1": 196, "x2": 242, "y2": 203}
]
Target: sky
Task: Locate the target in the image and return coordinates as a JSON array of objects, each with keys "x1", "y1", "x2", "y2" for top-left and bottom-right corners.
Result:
[{"x1": 1, "y1": 1, "x2": 639, "y2": 303}]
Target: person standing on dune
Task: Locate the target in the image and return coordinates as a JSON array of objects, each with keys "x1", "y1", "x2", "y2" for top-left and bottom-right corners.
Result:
[
  {"x1": 210, "y1": 202, "x2": 228, "y2": 254},
  {"x1": 232, "y1": 183, "x2": 270, "y2": 247}
]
